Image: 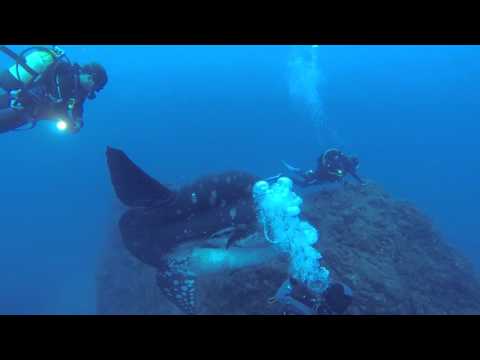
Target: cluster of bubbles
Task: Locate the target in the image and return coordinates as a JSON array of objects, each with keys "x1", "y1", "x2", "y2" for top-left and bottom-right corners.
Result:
[
  {"x1": 287, "y1": 45, "x2": 342, "y2": 149},
  {"x1": 252, "y1": 177, "x2": 330, "y2": 294},
  {"x1": 288, "y1": 46, "x2": 325, "y2": 137}
]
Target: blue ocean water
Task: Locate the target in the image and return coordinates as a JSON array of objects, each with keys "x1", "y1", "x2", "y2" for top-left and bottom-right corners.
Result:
[{"x1": 0, "y1": 45, "x2": 478, "y2": 314}]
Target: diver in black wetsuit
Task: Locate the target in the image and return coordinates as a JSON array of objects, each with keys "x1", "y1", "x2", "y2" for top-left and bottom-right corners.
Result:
[
  {"x1": 269, "y1": 277, "x2": 353, "y2": 315},
  {"x1": 0, "y1": 46, "x2": 107, "y2": 134},
  {"x1": 284, "y1": 148, "x2": 366, "y2": 187}
]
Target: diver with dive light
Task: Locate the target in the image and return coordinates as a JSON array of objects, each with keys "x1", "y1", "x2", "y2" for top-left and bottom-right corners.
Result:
[
  {"x1": 0, "y1": 45, "x2": 107, "y2": 134},
  {"x1": 283, "y1": 148, "x2": 366, "y2": 187}
]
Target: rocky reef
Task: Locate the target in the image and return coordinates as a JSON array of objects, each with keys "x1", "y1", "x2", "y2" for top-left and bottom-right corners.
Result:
[{"x1": 96, "y1": 182, "x2": 480, "y2": 314}]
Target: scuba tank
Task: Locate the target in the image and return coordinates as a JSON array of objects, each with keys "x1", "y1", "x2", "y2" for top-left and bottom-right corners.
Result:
[
  {"x1": 0, "y1": 46, "x2": 71, "y2": 131},
  {"x1": 8, "y1": 48, "x2": 56, "y2": 85},
  {"x1": 0, "y1": 45, "x2": 70, "y2": 90}
]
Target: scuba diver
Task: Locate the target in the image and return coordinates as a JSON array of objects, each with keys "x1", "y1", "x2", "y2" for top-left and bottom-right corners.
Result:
[
  {"x1": 0, "y1": 45, "x2": 108, "y2": 134},
  {"x1": 269, "y1": 277, "x2": 353, "y2": 315},
  {"x1": 283, "y1": 148, "x2": 366, "y2": 187}
]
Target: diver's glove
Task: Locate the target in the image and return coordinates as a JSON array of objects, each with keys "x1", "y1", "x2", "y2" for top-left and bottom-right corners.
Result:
[
  {"x1": 65, "y1": 98, "x2": 83, "y2": 134},
  {"x1": 68, "y1": 117, "x2": 83, "y2": 134},
  {"x1": 66, "y1": 98, "x2": 76, "y2": 118}
]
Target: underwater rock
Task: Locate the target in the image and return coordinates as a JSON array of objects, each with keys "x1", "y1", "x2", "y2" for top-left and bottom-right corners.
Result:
[{"x1": 97, "y1": 182, "x2": 480, "y2": 315}]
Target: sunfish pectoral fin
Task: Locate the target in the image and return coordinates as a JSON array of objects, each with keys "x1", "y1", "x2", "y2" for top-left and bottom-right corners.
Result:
[{"x1": 156, "y1": 259, "x2": 197, "y2": 315}]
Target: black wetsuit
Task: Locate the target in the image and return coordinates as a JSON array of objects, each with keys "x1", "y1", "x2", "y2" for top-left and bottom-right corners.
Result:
[
  {"x1": 291, "y1": 150, "x2": 364, "y2": 187},
  {"x1": 0, "y1": 60, "x2": 86, "y2": 133},
  {"x1": 274, "y1": 277, "x2": 353, "y2": 315}
]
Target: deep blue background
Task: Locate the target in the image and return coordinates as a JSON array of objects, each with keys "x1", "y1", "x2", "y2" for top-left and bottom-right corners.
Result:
[{"x1": 0, "y1": 45, "x2": 478, "y2": 314}]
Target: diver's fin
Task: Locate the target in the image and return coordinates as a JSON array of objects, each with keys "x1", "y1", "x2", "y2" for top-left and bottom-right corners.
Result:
[
  {"x1": 156, "y1": 259, "x2": 197, "y2": 315},
  {"x1": 106, "y1": 146, "x2": 176, "y2": 207},
  {"x1": 282, "y1": 160, "x2": 301, "y2": 172},
  {"x1": 263, "y1": 173, "x2": 283, "y2": 183},
  {"x1": 281, "y1": 160, "x2": 292, "y2": 170}
]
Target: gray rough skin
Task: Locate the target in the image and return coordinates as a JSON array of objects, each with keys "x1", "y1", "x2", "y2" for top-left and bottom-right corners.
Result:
[{"x1": 96, "y1": 182, "x2": 480, "y2": 315}]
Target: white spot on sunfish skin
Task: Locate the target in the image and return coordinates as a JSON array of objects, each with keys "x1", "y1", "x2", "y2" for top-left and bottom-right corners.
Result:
[
  {"x1": 229, "y1": 207, "x2": 237, "y2": 220},
  {"x1": 191, "y1": 192, "x2": 198, "y2": 204}
]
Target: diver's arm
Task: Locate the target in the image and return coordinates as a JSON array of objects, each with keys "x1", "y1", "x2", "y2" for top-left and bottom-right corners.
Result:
[
  {"x1": 65, "y1": 98, "x2": 84, "y2": 134},
  {"x1": 273, "y1": 279, "x2": 316, "y2": 315},
  {"x1": 348, "y1": 170, "x2": 365, "y2": 185}
]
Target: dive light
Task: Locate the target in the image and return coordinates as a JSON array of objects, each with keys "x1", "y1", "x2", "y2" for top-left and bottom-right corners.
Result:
[{"x1": 56, "y1": 119, "x2": 68, "y2": 131}]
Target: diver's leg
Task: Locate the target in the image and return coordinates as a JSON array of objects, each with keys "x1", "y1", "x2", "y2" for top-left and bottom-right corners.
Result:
[
  {"x1": 290, "y1": 175, "x2": 312, "y2": 188},
  {"x1": 0, "y1": 107, "x2": 28, "y2": 133},
  {"x1": 284, "y1": 297, "x2": 316, "y2": 315}
]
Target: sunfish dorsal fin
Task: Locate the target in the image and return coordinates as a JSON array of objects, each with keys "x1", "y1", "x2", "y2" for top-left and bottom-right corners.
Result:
[{"x1": 106, "y1": 146, "x2": 175, "y2": 207}]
